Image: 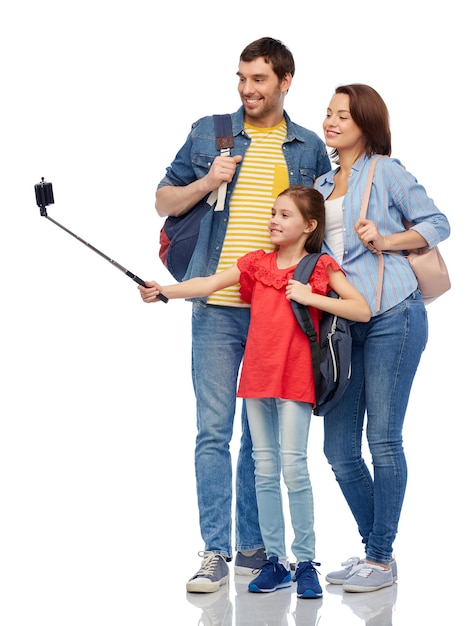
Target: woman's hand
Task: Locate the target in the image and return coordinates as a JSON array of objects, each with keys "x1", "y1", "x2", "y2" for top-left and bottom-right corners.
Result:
[{"x1": 355, "y1": 218, "x2": 385, "y2": 252}]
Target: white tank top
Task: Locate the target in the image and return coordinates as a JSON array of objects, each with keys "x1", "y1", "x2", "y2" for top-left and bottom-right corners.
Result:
[{"x1": 324, "y1": 195, "x2": 345, "y2": 263}]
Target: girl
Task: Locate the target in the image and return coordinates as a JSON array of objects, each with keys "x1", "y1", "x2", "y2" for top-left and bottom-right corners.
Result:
[
  {"x1": 139, "y1": 185, "x2": 370, "y2": 598},
  {"x1": 317, "y1": 84, "x2": 450, "y2": 593}
]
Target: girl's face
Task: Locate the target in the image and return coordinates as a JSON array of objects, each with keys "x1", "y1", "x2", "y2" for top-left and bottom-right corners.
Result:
[
  {"x1": 268, "y1": 195, "x2": 313, "y2": 246},
  {"x1": 323, "y1": 92, "x2": 364, "y2": 154}
]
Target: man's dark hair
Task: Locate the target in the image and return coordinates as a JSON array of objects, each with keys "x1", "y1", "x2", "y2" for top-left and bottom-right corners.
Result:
[{"x1": 240, "y1": 37, "x2": 295, "y2": 80}]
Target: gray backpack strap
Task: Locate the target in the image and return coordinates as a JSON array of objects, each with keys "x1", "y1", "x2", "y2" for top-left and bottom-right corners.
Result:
[
  {"x1": 292, "y1": 253, "x2": 324, "y2": 398},
  {"x1": 213, "y1": 114, "x2": 234, "y2": 212}
]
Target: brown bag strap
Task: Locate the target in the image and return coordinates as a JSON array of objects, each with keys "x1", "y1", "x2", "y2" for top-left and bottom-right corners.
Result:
[
  {"x1": 361, "y1": 156, "x2": 385, "y2": 312},
  {"x1": 360, "y1": 156, "x2": 383, "y2": 220}
]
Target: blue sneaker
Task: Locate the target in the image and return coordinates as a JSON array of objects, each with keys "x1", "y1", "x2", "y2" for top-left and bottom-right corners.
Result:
[
  {"x1": 294, "y1": 561, "x2": 323, "y2": 599},
  {"x1": 248, "y1": 556, "x2": 292, "y2": 593}
]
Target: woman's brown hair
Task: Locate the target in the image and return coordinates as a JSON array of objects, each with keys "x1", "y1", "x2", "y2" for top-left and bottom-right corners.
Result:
[{"x1": 330, "y1": 83, "x2": 392, "y2": 164}]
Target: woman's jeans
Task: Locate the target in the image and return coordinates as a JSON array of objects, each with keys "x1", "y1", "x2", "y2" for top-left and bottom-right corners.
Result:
[
  {"x1": 192, "y1": 302, "x2": 263, "y2": 558},
  {"x1": 323, "y1": 291, "x2": 428, "y2": 564},
  {"x1": 246, "y1": 397, "x2": 316, "y2": 563}
]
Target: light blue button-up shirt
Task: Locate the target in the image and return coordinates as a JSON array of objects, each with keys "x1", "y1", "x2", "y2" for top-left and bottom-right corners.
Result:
[{"x1": 316, "y1": 154, "x2": 451, "y2": 315}]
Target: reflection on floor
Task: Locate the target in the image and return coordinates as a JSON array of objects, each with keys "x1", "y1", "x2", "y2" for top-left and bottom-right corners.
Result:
[{"x1": 186, "y1": 573, "x2": 398, "y2": 626}]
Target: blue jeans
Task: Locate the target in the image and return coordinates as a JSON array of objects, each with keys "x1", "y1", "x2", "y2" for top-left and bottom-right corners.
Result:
[
  {"x1": 191, "y1": 302, "x2": 264, "y2": 558},
  {"x1": 246, "y1": 398, "x2": 315, "y2": 563},
  {"x1": 323, "y1": 290, "x2": 428, "y2": 565}
]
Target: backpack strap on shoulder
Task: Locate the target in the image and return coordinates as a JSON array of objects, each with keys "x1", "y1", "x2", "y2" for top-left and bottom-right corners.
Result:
[
  {"x1": 212, "y1": 114, "x2": 234, "y2": 212},
  {"x1": 292, "y1": 253, "x2": 324, "y2": 399}
]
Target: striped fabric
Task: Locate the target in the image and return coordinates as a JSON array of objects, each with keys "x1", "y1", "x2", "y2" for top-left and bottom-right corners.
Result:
[{"x1": 207, "y1": 120, "x2": 289, "y2": 307}]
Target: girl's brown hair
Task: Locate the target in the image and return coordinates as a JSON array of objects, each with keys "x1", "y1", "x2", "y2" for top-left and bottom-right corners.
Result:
[{"x1": 277, "y1": 185, "x2": 325, "y2": 253}]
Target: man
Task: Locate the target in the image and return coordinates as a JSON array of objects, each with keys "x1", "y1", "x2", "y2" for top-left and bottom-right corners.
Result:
[{"x1": 155, "y1": 37, "x2": 331, "y2": 593}]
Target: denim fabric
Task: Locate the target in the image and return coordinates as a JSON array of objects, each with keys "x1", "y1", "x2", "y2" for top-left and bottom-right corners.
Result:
[
  {"x1": 191, "y1": 302, "x2": 263, "y2": 557},
  {"x1": 246, "y1": 398, "x2": 315, "y2": 563},
  {"x1": 323, "y1": 290, "x2": 428, "y2": 564},
  {"x1": 158, "y1": 106, "x2": 331, "y2": 289},
  {"x1": 317, "y1": 154, "x2": 451, "y2": 314},
  {"x1": 165, "y1": 108, "x2": 330, "y2": 559}
]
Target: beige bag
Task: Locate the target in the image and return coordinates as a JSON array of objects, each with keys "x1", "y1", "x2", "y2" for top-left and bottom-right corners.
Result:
[
  {"x1": 361, "y1": 156, "x2": 451, "y2": 309},
  {"x1": 403, "y1": 234, "x2": 450, "y2": 304}
]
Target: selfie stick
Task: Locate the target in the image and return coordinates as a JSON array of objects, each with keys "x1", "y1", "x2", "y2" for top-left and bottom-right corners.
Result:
[{"x1": 34, "y1": 177, "x2": 168, "y2": 303}]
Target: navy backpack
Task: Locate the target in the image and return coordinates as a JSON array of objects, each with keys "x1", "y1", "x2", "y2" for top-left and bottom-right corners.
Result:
[
  {"x1": 159, "y1": 114, "x2": 233, "y2": 281},
  {"x1": 291, "y1": 253, "x2": 353, "y2": 416}
]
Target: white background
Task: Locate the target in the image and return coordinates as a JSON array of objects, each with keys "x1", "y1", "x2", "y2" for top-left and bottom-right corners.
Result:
[{"x1": 1, "y1": 1, "x2": 470, "y2": 624}]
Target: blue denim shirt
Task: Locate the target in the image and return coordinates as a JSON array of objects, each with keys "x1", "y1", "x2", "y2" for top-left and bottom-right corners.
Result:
[
  {"x1": 316, "y1": 154, "x2": 451, "y2": 315},
  {"x1": 158, "y1": 106, "x2": 331, "y2": 292}
]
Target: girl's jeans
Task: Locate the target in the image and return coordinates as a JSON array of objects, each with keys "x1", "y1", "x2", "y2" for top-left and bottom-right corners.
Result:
[
  {"x1": 192, "y1": 302, "x2": 263, "y2": 558},
  {"x1": 323, "y1": 290, "x2": 428, "y2": 564},
  {"x1": 246, "y1": 397, "x2": 316, "y2": 563}
]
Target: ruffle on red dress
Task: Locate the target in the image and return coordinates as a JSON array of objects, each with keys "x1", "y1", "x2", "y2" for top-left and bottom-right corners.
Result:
[{"x1": 239, "y1": 249, "x2": 341, "y2": 308}]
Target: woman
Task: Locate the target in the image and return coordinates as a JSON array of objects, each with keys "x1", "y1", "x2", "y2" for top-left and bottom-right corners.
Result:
[{"x1": 316, "y1": 84, "x2": 450, "y2": 593}]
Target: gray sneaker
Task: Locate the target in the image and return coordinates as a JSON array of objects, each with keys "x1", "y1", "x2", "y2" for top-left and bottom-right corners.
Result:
[
  {"x1": 325, "y1": 557, "x2": 364, "y2": 584},
  {"x1": 326, "y1": 557, "x2": 397, "y2": 585},
  {"x1": 186, "y1": 552, "x2": 229, "y2": 593},
  {"x1": 234, "y1": 548, "x2": 267, "y2": 575},
  {"x1": 343, "y1": 563, "x2": 394, "y2": 593}
]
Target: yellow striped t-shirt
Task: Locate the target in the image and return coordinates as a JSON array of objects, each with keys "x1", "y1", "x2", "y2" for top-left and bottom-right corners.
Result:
[{"x1": 207, "y1": 119, "x2": 289, "y2": 307}]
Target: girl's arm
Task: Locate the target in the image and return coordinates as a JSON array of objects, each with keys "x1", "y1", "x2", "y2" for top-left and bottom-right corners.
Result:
[
  {"x1": 286, "y1": 266, "x2": 371, "y2": 322},
  {"x1": 138, "y1": 264, "x2": 241, "y2": 302}
]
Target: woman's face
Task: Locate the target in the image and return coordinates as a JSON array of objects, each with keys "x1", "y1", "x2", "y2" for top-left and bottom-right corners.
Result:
[{"x1": 323, "y1": 92, "x2": 365, "y2": 154}]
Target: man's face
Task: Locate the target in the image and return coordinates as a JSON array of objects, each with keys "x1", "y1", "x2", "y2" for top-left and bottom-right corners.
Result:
[{"x1": 237, "y1": 57, "x2": 291, "y2": 127}]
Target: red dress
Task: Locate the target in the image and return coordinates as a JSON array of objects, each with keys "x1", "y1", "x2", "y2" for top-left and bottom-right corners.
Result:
[{"x1": 237, "y1": 249, "x2": 342, "y2": 405}]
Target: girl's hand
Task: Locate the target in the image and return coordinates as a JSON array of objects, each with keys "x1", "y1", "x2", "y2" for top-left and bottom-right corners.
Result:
[
  {"x1": 354, "y1": 218, "x2": 385, "y2": 252},
  {"x1": 138, "y1": 281, "x2": 164, "y2": 303},
  {"x1": 286, "y1": 279, "x2": 314, "y2": 305}
]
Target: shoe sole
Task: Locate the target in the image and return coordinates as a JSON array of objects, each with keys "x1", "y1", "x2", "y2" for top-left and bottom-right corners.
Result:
[
  {"x1": 186, "y1": 575, "x2": 229, "y2": 593},
  {"x1": 248, "y1": 581, "x2": 292, "y2": 593},
  {"x1": 298, "y1": 590, "x2": 323, "y2": 599},
  {"x1": 343, "y1": 579, "x2": 394, "y2": 593},
  {"x1": 234, "y1": 565, "x2": 261, "y2": 576}
]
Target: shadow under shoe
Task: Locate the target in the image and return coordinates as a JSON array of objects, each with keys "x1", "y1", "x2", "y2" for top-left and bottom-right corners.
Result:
[
  {"x1": 292, "y1": 596, "x2": 323, "y2": 625},
  {"x1": 187, "y1": 585, "x2": 233, "y2": 626},
  {"x1": 342, "y1": 583, "x2": 398, "y2": 625},
  {"x1": 235, "y1": 577, "x2": 292, "y2": 626}
]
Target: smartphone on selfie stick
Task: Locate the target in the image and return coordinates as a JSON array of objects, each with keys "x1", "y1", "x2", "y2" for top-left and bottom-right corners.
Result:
[{"x1": 34, "y1": 177, "x2": 168, "y2": 303}]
